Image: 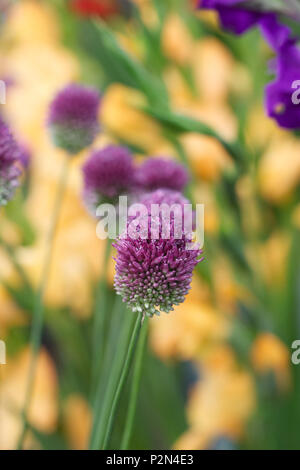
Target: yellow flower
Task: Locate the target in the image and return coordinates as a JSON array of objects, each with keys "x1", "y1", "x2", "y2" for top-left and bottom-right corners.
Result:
[
  {"x1": 213, "y1": 258, "x2": 250, "y2": 315},
  {"x1": 175, "y1": 350, "x2": 255, "y2": 449},
  {"x1": 181, "y1": 133, "x2": 233, "y2": 182},
  {"x1": 177, "y1": 102, "x2": 238, "y2": 141},
  {"x1": 150, "y1": 301, "x2": 229, "y2": 360},
  {"x1": 0, "y1": 347, "x2": 58, "y2": 450},
  {"x1": 192, "y1": 38, "x2": 234, "y2": 104},
  {"x1": 259, "y1": 136, "x2": 300, "y2": 204},
  {"x1": 251, "y1": 333, "x2": 290, "y2": 390},
  {"x1": 3, "y1": 0, "x2": 59, "y2": 45},
  {"x1": 63, "y1": 395, "x2": 91, "y2": 450},
  {"x1": 258, "y1": 232, "x2": 290, "y2": 286},
  {"x1": 101, "y1": 84, "x2": 164, "y2": 152},
  {"x1": 162, "y1": 14, "x2": 194, "y2": 66},
  {"x1": 164, "y1": 67, "x2": 194, "y2": 109}
]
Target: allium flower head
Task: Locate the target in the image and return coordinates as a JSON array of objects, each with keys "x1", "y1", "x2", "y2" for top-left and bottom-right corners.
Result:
[
  {"x1": 48, "y1": 84, "x2": 100, "y2": 155},
  {"x1": 139, "y1": 188, "x2": 195, "y2": 233},
  {"x1": 140, "y1": 188, "x2": 189, "y2": 208},
  {"x1": 82, "y1": 145, "x2": 135, "y2": 210},
  {"x1": 135, "y1": 157, "x2": 189, "y2": 192},
  {"x1": 0, "y1": 117, "x2": 21, "y2": 206},
  {"x1": 113, "y1": 206, "x2": 203, "y2": 317}
]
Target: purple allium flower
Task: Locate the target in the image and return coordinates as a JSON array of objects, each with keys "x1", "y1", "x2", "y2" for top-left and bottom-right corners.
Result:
[
  {"x1": 82, "y1": 145, "x2": 135, "y2": 210},
  {"x1": 265, "y1": 42, "x2": 300, "y2": 129},
  {"x1": 139, "y1": 189, "x2": 195, "y2": 232},
  {"x1": 135, "y1": 157, "x2": 189, "y2": 192},
  {"x1": 0, "y1": 117, "x2": 21, "y2": 206},
  {"x1": 113, "y1": 208, "x2": 203, "y2": 317},
  {"x1": 47, "y1": 83, "x2": 100, "y2": 155},
  {"x1": 140, "y1": 188, "x2": 189, "y2": 208}
]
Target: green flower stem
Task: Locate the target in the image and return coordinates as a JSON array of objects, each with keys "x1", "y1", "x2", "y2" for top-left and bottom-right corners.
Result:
[
  {"x1": 90, "y1": 238, "x2": 112, "y2": 401},
  {"x1": 121, "y1": 316, "x2": 149, "y2": 450},
  {"x1": 89, "y1": 299, "x2": 134, "y2": 449},
  {"x1": 90, "y1": 296, "x2": 123, "y2": 436},
  {"x1": 102, "y1": 312, "x2": 143, "y2": 450},
  {"x1": 17, "y1": 157, "x2": 70, "y2": 450}
]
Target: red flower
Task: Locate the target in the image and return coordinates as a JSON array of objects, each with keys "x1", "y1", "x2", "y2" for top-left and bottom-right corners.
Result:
[{"x1": 70, "y1": 0, "x2": 119, "y2": 18}]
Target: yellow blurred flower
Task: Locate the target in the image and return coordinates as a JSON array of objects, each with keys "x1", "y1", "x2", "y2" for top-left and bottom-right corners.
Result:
[
  {"x1": 0, "y1": 347, "x2": 58, "y2": 450},
  {"x1": 246, "y1": 105, "x2": 286, "y2": 149},
  {"x1": 63, "y1": 395, "x2": 91, "y2": 450},
  {"x1": 181, "y1": 132, "x2": 233, "y2": 182},
  {"x1": 251, "y1": 333, "x2": 290, "y2": 390},
  {"x1": 3, "y1": 0, "x2": 59, "y2": 45},
  {"x1": 150, "y1": 301, "x2": 229, "y2": 360},
  {"x1": 194, "y1": 184, "x2": 219, "y2": 234},
  {"x1": 164, "y1": 67, "x2": 194, "y2": 109},
  {"x1": 175, "y1": 349, "x2": 255, "y2": 449},
  {"x1": 177, "y1": 102, "x2": 237, "y2": 141},
  {"x1": 213, "y1": 258, "x2": 250, "y2": 315},
  {"x1": 259, "y1": 136, "x2": 300, "y2": 204},
  {"x1": 162, "y1": 14, "x2": 194, "y2": 66},
  {"x1": 258, "y1": 232, "x2": 290, "y2": 286},
  {"x1": 192, "y1": 38, "x2": 234, "y2": 103},
  {"x1": 101, "y1": 84, "x2": 164, "y2": 152}
]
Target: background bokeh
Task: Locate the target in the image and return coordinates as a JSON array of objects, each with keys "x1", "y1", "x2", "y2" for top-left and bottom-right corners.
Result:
[{"x1": 1, "y1": 0, "x2": 300, "y2": 450}]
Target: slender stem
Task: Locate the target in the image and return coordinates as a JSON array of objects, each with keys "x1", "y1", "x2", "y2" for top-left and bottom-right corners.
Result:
[
  {"x1": 90, "y1": 295, "x2": 123, "y2": 444},
  {"x1": 90, "y1": 239, "x2": 112, "y2": 401},
  {"x1": 89, "y1": 299, "x2": 133, "y2": 449},
  {"x1": 101, "y1": 312, "x2": 143, "y2": 450},
  {"x1": 17, "y1": 157, "x2": 70, "y2": 450},
  {"x1": 121, "y1": 317, "x2": 149, "y2": 450}
]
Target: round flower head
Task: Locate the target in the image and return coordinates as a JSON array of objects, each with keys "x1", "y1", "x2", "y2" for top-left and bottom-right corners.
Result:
[
  {"x1": 47, "y1": 84, "x2": 100, "y2": 155},
  {"x1": 82, "y1": 145, "x2": 135, "y2": 211},
  {"x1": 139, "y1": 188, "x2": 195, "y2": 233},
  {"x1": 113, "y1": 203, "x2": 203, "y2": 317},
  {"x1": 135, "y1": 157, "x2": 189, "y2": 192},
  {"x1": 0, "y1": 117, "x2": 21, "y2": 206},
  {"x1": 140, "y1": 188, "x2": 189, "y2": 208}
]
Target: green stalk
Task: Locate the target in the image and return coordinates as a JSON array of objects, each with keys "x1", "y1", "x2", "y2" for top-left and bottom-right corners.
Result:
[
  {"x1": 17, "y1": 157, "x2": 70, "y2": 450},
  {"x1": 90, "y1": 239, "x2": 112, "y2": 401},
  {"x1": 121, "y1": 317, "x2": 149, "y2": 450},
  {"x1": 89, "y1": 300, "x2": 134, "y2": 449},
  {"x1": 102, "y1": 312, "x2": 143, "y2": 450}
]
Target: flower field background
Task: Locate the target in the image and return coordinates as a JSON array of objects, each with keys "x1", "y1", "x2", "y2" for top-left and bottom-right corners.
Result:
[{"x1": 1, "y1": 0, "x2": 300, "y2": 450}]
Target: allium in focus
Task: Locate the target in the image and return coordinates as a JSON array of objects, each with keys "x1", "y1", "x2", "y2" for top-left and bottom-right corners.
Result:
[
  {"x1": 47, "y1": 84, "x2": 100, "y2": 155},
  {"x1": 0, "y1": 117, "x2": 21, "y2": 207},
  {"x1": 113, "y1": 196, "x2": 203, "y2": 317}
]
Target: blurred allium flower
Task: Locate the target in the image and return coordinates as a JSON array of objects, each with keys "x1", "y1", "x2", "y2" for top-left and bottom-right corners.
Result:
[
  {"x1": 135, "y1": 157, "x2": 189, "y2": 192},
  {"x1": 48, "y1": 84, "x2": 100, "y2": 155},
  {"x1": 113, "y1": 202, "x2": 203, "y2": 317},
  {"x1": 82, "y1": 145, "x2": 135, "y2": 210},
  {"x1": 0, "y1": 117, "x2": 21, "y2": 206}
]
